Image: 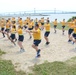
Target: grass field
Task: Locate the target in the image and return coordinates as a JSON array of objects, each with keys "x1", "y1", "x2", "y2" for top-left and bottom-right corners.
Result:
[{"x1": 0, "y1": 49, "x2": 76, "y2": 75}]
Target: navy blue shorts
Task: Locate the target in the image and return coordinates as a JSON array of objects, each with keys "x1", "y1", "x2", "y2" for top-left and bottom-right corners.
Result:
[
  {"x1": 18, "y1": 35, "x2": 24, "y2": 42},
  {"x1": 62, "y1": 26, "x2": 65, "y2": 29},
  {"x1": 24, "y1": 25, "x2": 27, "y2": 29},
  {"x1": 5, "y1": 29, "x2": 10, "y2": 33},
  {"x1": 33, "y1": 40, "x2": 41, "y2": 46},
  {"x1": 1, "y1": 28, "x2": 4, "y2": 31},
  {"x1": 41, "y1": 23, "x2": 44, "y2": 25},
  {"x1": 54, "y1": 25, "x2": 57, "y2": 28},
  {"x1": 44, "y1": 32, "x2": 50, "y2": 37},
  {"x1": 73, "y1": 33, "x2": 76, "y2": 39},
  {"x1": 28, "y1": 28, "x2": 33, "y2": 30},
  {"x1": 68, "y1": 29, "x2": 74, "y2": 35},
  {"x1": 10, "y1": 34, "x2": 15, "y2": 40}
]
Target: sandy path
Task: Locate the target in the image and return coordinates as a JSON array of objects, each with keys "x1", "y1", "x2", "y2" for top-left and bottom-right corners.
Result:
[{"x1": 0, "y1": 28, "x2": 76, "y2": 72}]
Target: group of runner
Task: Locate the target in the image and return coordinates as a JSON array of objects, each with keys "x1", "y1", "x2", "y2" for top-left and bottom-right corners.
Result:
[{"x1": 0, "y1": 17, "x2": 76, "y2": 58}]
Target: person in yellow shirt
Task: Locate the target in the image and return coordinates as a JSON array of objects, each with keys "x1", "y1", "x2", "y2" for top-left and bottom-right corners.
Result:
[
  {"x1": 0, "y1": 18, "x2": 5, "y2": 37},
  {"x1": 35, "y1": 18, "x2": 38, "y2": 25},
  {"x1": 53, "y1": 19, "x2": 57, "y2": 33},
  {"x1": 11, "y1": 17, "x2": 16, "y2": 24},
  {"x1": 12, "y1": 21, "x2": 17, "y2": 42},
  {"x1": 31, "y1": 19, "x2": 34, "y2": 29},
  {"x1": 28, "y1": 20, "x2": 34, "y2": 39},
  {"x1": 41, "y1": 17, "x2": 45, "y2": 30},
  {"x1": 26, "y1": 24, "x2": 41, "y2": 58},
  {"x1": 9, "y1": 26, "x2": 16, "y2": 45},
  {"x1": 5, "y1": 20, "x2": 10, "y2": 33},
  {"x1": 4, "y1": 20, "x2": 11, "y2": 39},
  {"x1": 23, "y1": 20, "x2": 27, "y2": 29},
  {"x1": 17, "y1": 26, "x2": 25, "y2": 53},
  {"x1": 60, "y1": 19, "x2": 66, "y2": 35},
  {"x1": 67, "y1": 19, "x2": 74, "y2": 42},
  {"x1": 44, "y1": 20, "x2": 50, "y2": 45},
  {"x1": 69, "y1": 22, "x2": 76, "y2": 44},
  {"x1": 18, "y1": 18, "x2": 23, "y2": 28},
  {"x1": 38, "y1": 20, "x2": 41, "y2": 29}
]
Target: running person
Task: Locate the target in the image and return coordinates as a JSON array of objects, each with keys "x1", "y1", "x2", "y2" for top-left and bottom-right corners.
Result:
[
  {"x1": 17, "y1": 26, "x2": 25, "y2": 52},
  {"x1": 28, "y1": 20, "x2": 34, "y2": 39},
  {"x1": 9, "y1": 26, "x2": 16, "y2": 45},
  {"x1": 70, "y1": 22, "x2": 76, "y2": 44},
  {"x1": 67, "y1": 19, "x2": 75, "y2": 42},
  {"x1": 23, "y1": 20, "x2": 27, "y2": 30},
  {"x1": 0, "y1": 19, "x2": 5, "y2": 37},
  {"x1": 44, "y1": 20, "x2": 50, "y2": 45},
  {"x1": 26, "y1": 24, "x2": 41, "y2": 58},
  {"x1": 41, "y1": 17, "x2": 45, "y2": 30},
  {"x1": 53, "y1": 19, "x2": 58, "y2": 33},
  {"x1": 61, "y1": 19, "x2": 66, "y2": 35}
]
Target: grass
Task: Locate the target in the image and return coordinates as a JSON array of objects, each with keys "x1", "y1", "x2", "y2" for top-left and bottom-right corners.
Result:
[
  {"x1": 29, "y1": 57, "x2": 76, "y2": 75},
  {"x1": 0, "y1": 49, "x2": 6, "y2": 56},
  {"x1": 0, "y1": 49, "x2": 76, "y2": 75},
  {"x1": 0, "y1": 49, "x2": 26, "y2": 75},
  {"x1": 51, "y1": 23, "x2": 69, "y2": 30}
]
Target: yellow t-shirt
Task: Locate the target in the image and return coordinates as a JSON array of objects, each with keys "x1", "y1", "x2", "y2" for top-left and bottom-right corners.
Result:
[
  {"x1": 0, "y1": 23, "x2": 5, "y2": 28},
  {"x1": 61, "y1": 21, "x2": 66, "y2": 26},
  {"x1": 44, "y1": 23, "x2": 50, "y2": 32},
  {"x1": 74, "y1": 27, "x2": 76, "y2": 33},
  {"x1": 53, "y1": 21, "x2": 57, "y2": 25},
  {"x1": 6, "y1": 22, "x2": 10, "y2": 29},
  {"x1": 33, "y1": 28, "x2": 41, "y2": 40},
  {"x1": 28, "y1": 22, "x2": 33, "y2": 28},
  {"x1": 38, "y1": 22, "x2": 41, "y2": 27},
  {"x1": 68, "y1": 22, "x2": 75, "y2": 28},
  {"x1": 17, "y1": 28, "x2": 23, "y2": 35},
  {"x1": 19, "y1": 20, "x2": 23, "y2": 27},
  {"x1": 23, "y1": 20, "x2": 27, "y2": 25},
  {"x1": 11, "y1": 28, "x2": 16, "y2": 34}
]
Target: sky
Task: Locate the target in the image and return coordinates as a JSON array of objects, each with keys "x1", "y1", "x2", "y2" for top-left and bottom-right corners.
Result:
[{"x1": 0, "y1": 0, "x2": 76, "y2": 13}]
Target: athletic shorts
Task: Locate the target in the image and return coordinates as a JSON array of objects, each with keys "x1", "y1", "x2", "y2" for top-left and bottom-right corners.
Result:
[
  {"x1": 1, "y1": 28, "x2": 4, "y2": 31},
  {"x1": 73, "y1": 33, "x2": 76, "y2": 39},
  {"x1": 28, "y1": 28, "x2": 33, "y2": 30},
  {"x1": 10, "y1": 34, "x2": 15, "y2": 40},
  {"x1": 41, "y1": 23, "x2": 44, "y2": 25},
  {"x1": 5, "y1": 29, "x2": 10, "y2": 33},
  {"x1": 18, "y1": 35, "x2": 24, "y2": 42},
  {"x1": 44, "y1": 32, "x2": 50, "y2": 37},
  {"x1": 62, "y1": 26, "x2": 65, "y2": 29},
  {"x1": 32, "y1": 26, "x2": 34, "y2": 29},
  {"x1": 33, "y1": 40, "x2": 41, "y2": 46},
  {"x1": 54, "y1": 25, "x2": 57, "y2": 28},
  {"x1": 24, "y1": 25, "x2": 27, "y2": 29},
  {"x1": 68, "y1": 29, "x2": 74, "y2": 35}
]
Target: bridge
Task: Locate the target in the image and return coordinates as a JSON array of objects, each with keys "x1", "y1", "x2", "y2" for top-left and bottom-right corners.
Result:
[{"x1": 0, "y1": 9, "x2": 76, "y2": 17}]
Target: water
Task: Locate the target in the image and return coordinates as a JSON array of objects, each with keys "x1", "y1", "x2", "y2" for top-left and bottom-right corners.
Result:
[
  {"x1": 6, "y1": 14, "x2": 76, "y2": 22},
  {"x1": 21, "y1": 14, "x2": 76, "y2": 22}
]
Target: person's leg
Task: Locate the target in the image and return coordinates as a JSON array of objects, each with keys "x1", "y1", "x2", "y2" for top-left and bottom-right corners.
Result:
[
  {"x1": 10, "y1": 38, "x2": 16, "y2": 45},
  {"x1": 32, "y1": 44, "x2": 38, "y2": 52},
  {"x1": 44, "y1": 32, "x2": 50, "y2": 45},
  {"x1": 18, "y1": 41, "x2": 24, "y2": 49},
  {"x1": 54, "y1": 26, "x2": 56, "y2": 33},
  {"x1": 32, "y1": 40, "x2": 41, "y2": 57}
]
